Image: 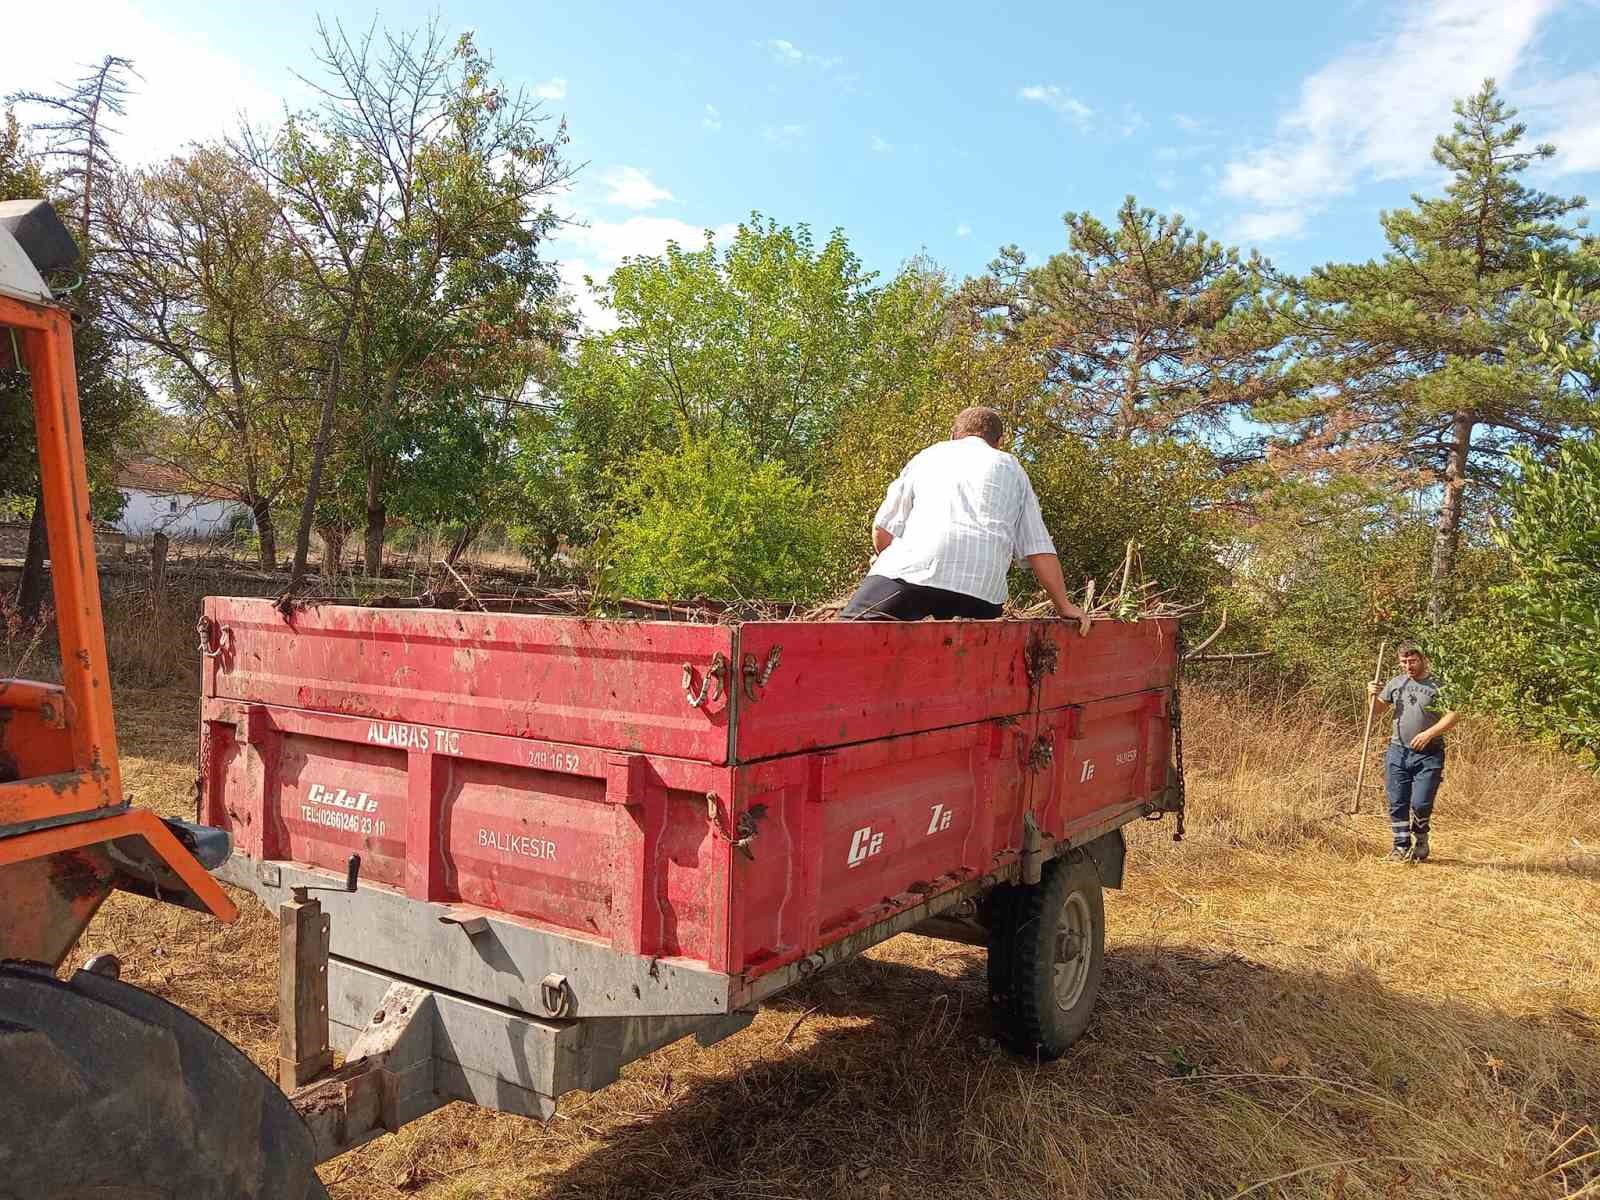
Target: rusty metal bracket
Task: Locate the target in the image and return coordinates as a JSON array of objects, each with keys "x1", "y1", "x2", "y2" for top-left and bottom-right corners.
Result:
[
  {"x1": 732, "y1": 802, "x2": 767, "y2": 861},
  {"x1": 1024, "y1": 627, "x2": 1060, "y2": 688},
  {"x1": 741, "y1": 645, "x2": 782, "y2": 700},
  {"x1": 681, "y1": 652, "x2": 728, "y2": 708},
  {"x1": 196, "y1": 615, "x2": 234, "y2": 661},
  {"x1": 1026, "y1": 732, "x2": 1055, "y2": 772}
]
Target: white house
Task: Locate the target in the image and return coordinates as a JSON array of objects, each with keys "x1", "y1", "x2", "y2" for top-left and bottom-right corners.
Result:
[{"x1": 114, "y1": 456, "x2": 249, "y2": 539}]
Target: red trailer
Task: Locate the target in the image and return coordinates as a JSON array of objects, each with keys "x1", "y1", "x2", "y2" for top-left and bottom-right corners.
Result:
[{"x1": 198, "y1": 599, "x2": 1182, "y2": 1158}]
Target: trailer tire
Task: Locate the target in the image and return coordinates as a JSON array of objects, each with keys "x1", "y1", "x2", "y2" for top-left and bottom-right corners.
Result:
[
  {"x1": 0, "y1": 962, "x2": 328, "y2": 1200},
  {"x1": 983, "y1": 882, "x2": 1020, "y2": 1010},
  {"x1": 987, "y1": 852, "x2": 1105, "y2": 1060}
]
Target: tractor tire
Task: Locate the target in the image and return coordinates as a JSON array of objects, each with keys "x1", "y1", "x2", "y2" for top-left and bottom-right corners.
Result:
[
  {"x1": 986, "y1": 852, "x2": 1106, "y2": 1060},
  {"x1": 0, "y1": 961, "x2": 328, "y2": 1200}
]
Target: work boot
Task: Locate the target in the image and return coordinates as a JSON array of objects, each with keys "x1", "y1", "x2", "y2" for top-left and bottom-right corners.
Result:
[
  {"x1": 1412, "y1": 830, "x2": 1430, "y2": 862},
  {"x1": 1384, "y1": 845, "x2": 1414, "y2": 864}
]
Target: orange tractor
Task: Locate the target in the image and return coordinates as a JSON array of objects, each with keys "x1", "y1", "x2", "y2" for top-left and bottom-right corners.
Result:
[{"x1": 0, "y1": 200, "x2": 327, "y2": 1198}]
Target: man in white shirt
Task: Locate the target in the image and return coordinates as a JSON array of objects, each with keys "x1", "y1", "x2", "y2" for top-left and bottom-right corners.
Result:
[{"x1": 839, "y1": 406, "x2": 1092, "y2": 633}]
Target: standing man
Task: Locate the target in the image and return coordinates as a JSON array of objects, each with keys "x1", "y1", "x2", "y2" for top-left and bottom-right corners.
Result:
[
  {"x1": 1367, "y1": 641, "x2": 1459, "y2": 862},
  {"x1": 839, "y1": 406, "x2": 1092, "y2": 633}
]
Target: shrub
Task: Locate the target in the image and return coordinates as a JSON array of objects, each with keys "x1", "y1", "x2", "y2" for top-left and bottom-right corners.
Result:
[
  {"x1": 603, "y1": 436, "x2": 842, "y2": 602},
  {"x1": 1437, "y1": 440, "x2": 1600, "y2": 763}
]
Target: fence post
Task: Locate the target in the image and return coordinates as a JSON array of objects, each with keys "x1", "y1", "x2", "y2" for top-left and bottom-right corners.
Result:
[{"x1": 150, "y1": 531, "x2": 169, "y2": 605}]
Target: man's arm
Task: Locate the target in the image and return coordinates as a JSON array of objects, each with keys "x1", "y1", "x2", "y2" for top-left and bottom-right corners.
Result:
[
  {"x1": 1027, "y1": 553, "x2": 1092, "y2": 637},
  {"x1": 1366, "y1": 680, "x2": 1392, "y2": 710},
  {"x1": 871, "y1": 472, "x2": 913, "y2": 557},
  {"x1": 1410, "y1": 709, "x2": 1458, "y2": 751}
]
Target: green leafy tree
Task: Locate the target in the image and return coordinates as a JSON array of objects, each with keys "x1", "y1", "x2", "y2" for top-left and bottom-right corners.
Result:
[
  {"x1": 555, "y1": 217, "x2": 877, "y2": 486},
  {"x1": 537, "y1": 218, "x2": 945, "y2": 571},
  {"x1": 1261, "y1": 81, "x2": 1594, "y2": 623},
  {"x1": 604, "y1": 435, "x2": 836, "y2": 601},
  {"x1": 1528, "y1": 247, "x2": 1600, "y2": 395},
  {"x1": 99, "y1": 145, "x2": 305, "y2": 569},
  {"x1": 1437, "y1": 440, "x2": 1600, "y2": 762},
  {"x1": 236, "y1": 19, "x2": 574, "y2": 580}
]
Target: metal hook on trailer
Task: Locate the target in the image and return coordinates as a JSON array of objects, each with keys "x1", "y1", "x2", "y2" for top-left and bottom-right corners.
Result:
[
  {"x1": 680, "y1": 652, "x2": 728, "y2": 708},
  {"x1": 741, "y1": 644, "x2": 782, "y2": 701},
  {"x1": 196, "y1": 616, "x2": 234, "y2": 661}
]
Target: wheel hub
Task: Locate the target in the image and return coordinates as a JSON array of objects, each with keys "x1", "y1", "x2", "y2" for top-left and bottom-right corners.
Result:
[{"x1": 1052, "y1": 891, "x2": 1092, "y2": 1011}]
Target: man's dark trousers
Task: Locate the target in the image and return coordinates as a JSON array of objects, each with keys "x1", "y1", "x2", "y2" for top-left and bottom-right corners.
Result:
[
  {"x1": 1385, "y1": 744, "x2": 1443, "y2": 849},
  {"x1": 838, "y1": 575, "x2": 1002, "y2": 621}
]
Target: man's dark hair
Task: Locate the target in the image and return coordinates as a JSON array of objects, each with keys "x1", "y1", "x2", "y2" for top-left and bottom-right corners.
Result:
[
  {"x1": 951, "y1": 406, "x2": 1004, "y2": 447},
  {"x1": 1398, "y1": 641, "x2": 1426, "y2": 658}
]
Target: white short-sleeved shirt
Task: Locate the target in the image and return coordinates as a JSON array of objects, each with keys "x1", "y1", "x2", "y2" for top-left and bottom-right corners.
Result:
[{"x1": 868, "y1": 436, "x2": 1056, "y2": 605}]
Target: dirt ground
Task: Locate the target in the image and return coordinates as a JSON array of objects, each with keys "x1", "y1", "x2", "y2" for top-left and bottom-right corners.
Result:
[{"x1": 77, "y1": 684, "x2": 1600, "y2": 1200}]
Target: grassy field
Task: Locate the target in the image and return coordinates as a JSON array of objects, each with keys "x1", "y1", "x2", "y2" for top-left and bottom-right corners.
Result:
[{"x1": 76, "y1": 682, "x2": 1600, "y2": 1200}]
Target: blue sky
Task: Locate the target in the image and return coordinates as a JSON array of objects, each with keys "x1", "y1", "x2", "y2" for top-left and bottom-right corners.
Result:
[{"x1": 6, "y1": 0, "x2": 1600, "y2": 330}]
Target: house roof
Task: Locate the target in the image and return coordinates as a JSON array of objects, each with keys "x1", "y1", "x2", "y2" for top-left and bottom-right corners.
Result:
[{"x1": 115, "y1": 455, "x2": 237, "y2": 502}]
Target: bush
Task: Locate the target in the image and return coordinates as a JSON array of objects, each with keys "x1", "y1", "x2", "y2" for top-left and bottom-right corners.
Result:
[
  {"x1": 1026, "y1": 435, "x2": 1233, "y2": 606},
  {"x1": 603, "y1": 436, "x2": 842, "y2": 602},
  {"x1": 1223, "y1": 481, "x2": 1506, "y2": 703},
  {"x1": 1437, "y1": 441, "x2": 1600, "y2": 763}
]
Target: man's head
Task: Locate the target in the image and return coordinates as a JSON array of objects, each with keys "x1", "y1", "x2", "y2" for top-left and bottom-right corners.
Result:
[
  {"x1": 951, "y1": 406, "x2": 1004, "y2": 448},
  {"x1": 1397, "y1": 641, "x2": 1429, "y2": 679}
]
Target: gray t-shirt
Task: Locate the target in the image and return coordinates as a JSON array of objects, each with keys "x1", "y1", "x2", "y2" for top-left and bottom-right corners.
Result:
[{"x1": 1381, "y1": 674, "x2": 1447, "y2": 751}]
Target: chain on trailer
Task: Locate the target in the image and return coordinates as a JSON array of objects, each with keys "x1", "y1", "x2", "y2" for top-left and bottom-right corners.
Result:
[{"x1": 1152, "y1": 623, "x2": 1186, "y2": 842}]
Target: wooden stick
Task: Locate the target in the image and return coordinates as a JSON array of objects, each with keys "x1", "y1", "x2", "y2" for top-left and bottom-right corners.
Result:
[
  {"x1": 1182, "y1": 607, "x2": 1228, "y2": 659},
  {"x1": 1351, "y1": 640, "x2": 1388, "y2": 815},
  {"x1": 440, "y1": 558, "x2": 487, "y2": 613}
]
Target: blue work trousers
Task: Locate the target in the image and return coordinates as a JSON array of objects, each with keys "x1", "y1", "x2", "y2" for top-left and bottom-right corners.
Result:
[{"x1": 1385, "y1": 744, "x2": 1444, "y2": 848}]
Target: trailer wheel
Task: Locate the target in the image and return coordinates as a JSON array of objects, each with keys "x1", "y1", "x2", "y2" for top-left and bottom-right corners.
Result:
[
  {"x1": 0, "y1": 962, "x2": 328, "y2": 1200},
  {"x1": 987, "y1": 853, "x2": 1105, "y2": 1060}
]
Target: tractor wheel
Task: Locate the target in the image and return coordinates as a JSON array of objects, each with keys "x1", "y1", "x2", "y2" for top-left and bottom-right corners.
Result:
[
  {"x1": 986, "y1": 852, "x2": 1106, "y2": 1060},
  {"x1": 0, "y1": 961, "x2": 327, "y2": 1200}
]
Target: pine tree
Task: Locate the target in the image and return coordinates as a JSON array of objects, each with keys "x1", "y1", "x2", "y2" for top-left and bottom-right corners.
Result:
[
  {"x1": 1263, "y1": 80, "x2": 1593, "y2": 622},
  {"x1": 975, "y1": 197, "x2": 1284, "y2": 445}
]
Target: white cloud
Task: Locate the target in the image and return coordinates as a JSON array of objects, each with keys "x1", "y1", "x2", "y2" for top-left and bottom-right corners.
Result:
[
  {"x1": 0, "y1": 0, "x2": 295, "y2": 168},
  {"x1": 1118, "y1": 106, "x2": 1147, "y2": 139},
  {"x1": 1017, "y1": 84, "x2": 1094, "y2": 131},
  {"x1": 1230, "y1": 208, "x2": 1308, "y2": 244},
  {"x1": 1174, "y1": 112, "x2": 1208, "y2": 134},
  {"x1": 532, "y1": 77, "x2": 567, "y2": 101},
  {"x1": 1534, "y1": 72, "x2": 1600, "y2": 174},
  {"x1": 955, "y1": 222, "x2": 972, "y2": 238},
  {"x1": 869, "y1": 133, "x2": 893, "y2": 154},
  {"x1": 554, "y1": 216, "x2": 739, "y2": 332},
  {"x1": 762, "y1": 38, "x2": 842, "y2": 70},
  {"x1": 761, "y1": 123, "x2": 808, "y2": 147},
  {"x1": 702, "y1": 104, "x2": 723, "y2": 132},
  {"x1": 600, "y1": 166, "x2": 673, "y2": 210},
  {"x1": 1220, "y1": 0, "x2": 1558, "y2": 238}
]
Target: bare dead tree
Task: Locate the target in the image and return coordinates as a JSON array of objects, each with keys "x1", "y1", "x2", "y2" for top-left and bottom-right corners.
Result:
[{"x1": 8, "y1": 55, "x2": 140, "y2": 243}]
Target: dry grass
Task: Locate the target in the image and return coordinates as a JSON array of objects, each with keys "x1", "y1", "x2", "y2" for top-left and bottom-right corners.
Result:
[{"x1": 72, "y1": 681, "x2": 1600, "y2": 1200}]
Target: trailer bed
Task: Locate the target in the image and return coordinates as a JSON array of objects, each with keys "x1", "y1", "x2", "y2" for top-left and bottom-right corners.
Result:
[{"x1": 201, "y1": 601, "x2": 1178, "y2": 1020}]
